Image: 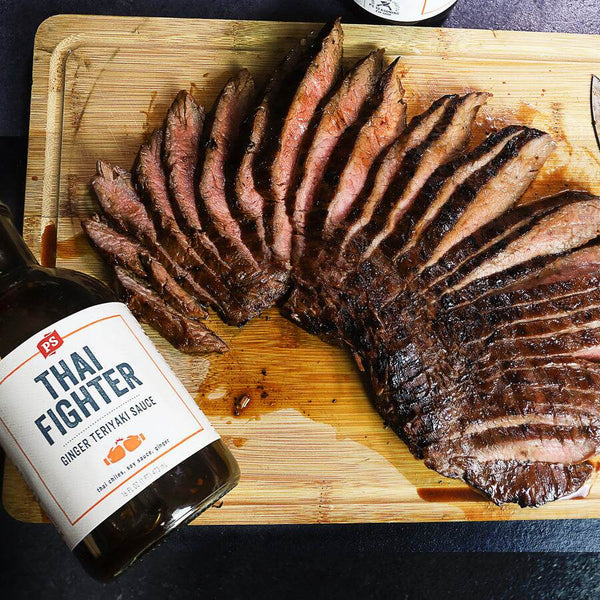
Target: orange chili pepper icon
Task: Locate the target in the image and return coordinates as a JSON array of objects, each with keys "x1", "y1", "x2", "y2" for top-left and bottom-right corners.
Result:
[{"x1": 103, "y1": 434, "x2": 146, "y2": 465}]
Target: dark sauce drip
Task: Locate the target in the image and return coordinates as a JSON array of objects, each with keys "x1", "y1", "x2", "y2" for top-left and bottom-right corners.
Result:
[{"x1": 40, "y1": 223, "x2": 57, "y2": 267}]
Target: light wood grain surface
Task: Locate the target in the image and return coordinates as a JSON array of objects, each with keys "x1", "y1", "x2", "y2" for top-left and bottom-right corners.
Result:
[{"x1": 6, "y1": 14, "x2": 600, "y2": 525}]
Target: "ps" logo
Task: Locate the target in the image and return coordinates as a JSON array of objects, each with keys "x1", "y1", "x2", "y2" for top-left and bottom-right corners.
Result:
[{"x1": 37, "y1": 331, "x2": 63, "y2": 358}]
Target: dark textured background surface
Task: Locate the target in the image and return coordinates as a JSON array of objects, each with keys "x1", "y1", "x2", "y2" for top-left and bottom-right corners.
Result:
[{"x1": 1, "y1": 1, "x2": 600, "y2": 598}]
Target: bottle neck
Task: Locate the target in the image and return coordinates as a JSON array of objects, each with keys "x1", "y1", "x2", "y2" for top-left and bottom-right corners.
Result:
[{"x1": 0, "y1": 203, "x2": 39, "y2": 275}]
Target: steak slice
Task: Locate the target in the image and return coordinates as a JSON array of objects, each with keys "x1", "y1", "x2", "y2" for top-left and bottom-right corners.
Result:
[
  {"x1": 453, "y1": 197, "x2": 600, "y2": 294},
  {"x1": 430, "y1": 421, "x2": 600, "y2": 468},
  {"x1": 140, "y1": 255, "x2": 207, "y2": 319},
  {"x1": 135, "y1": 129, "x2": 178, "y2": 232},
  {"x1": 261, "y1": 19, "x2": 343, "y2": 266},
  {"x1": 299, "y1": 56, "x2": 407, "y2": 285},
  {"x1": 164, "y1": 91, "x2": 225, "y2": 267},
  {"x1": 321, "y1": 57, "x2": 406, "y2": 238},
  {"x1": 415, "y1": 365, "x2": 600, "y2": 448},
  {"x1": 423, "y1": 191, "x2": 583, "y2": 294},
  {"x1": 82, "y1": 214, "x2": 147, "y2": 278},
  {"x1": 389, "y1": 126, "x2": 526, "y2": 269},
  {"x1": 91, "y1": 160, "x2": 210, "y2": 299},
  {"x1": 459, "y1": 270, "x2": 600, "y2": 353},
  {"x1": 291, "y1": 49, "x2": 384, "y2": 264},
  {"x1": 443, "y1": 195, "x2": 600, "y2": 319},
  {"x1": 305, "y1": 93, "x2": 491, "y2": 335},
  {"x1": 520, "y1": 243, "x2": 600, "y2": 288},
  {"x1": 455, "y1": 459, "x2": 592, "y2": 507},
  {"x1": 91, "y1": 160, "x2": 260, "y2": 321},
  {"x1": 338, "y1": 95, "x2": 453, "y2": 257},
  {"x1": 135, "y1": 128, "x2": 225, "y2": 276},
  {"x1": 475, "y1": 356, "x2": 600, "y2": 391},
  {"x1": 92, "y1": 161, "x2": 158, "y2": 247},
  {"x1": 449, "y1": 248, "x2": 600, "y2": 326},
  {"x1": 460, "y1": 287, "x2": 600, "y2": 355},
  {"x1": 82, "y1": 215, "x2": 207, "y2": 319},
  {"x1": 297, "y1": 95, "x2": 495, "y2": 343},
  {"x1": 198, "y1": 69, "x2": 258, "y2": 269},
  {"x1": 163, "y1": 90, "x2": 205, "y2": 235},
  {"x1": 395, "y1": 128, "x2": 554, "y2": 287},
  {"x1": 283, "y1": 88, "x2": 440, "y2": 343},
  {"x1": 114, "y1": 266, "x2": 228, "y2": 354},
  {"x1": 480, "y1": 320, "x2": 600, "y2": 367},
  {"x1": 360, "y1": 92, "x2": 489, "y2": 261},
  {"x1": 234, "y1": 33, "x2": 313, "y2": 262},
  {"x1": 135, "y1": 129, "x2": 179, "y2": 233}
]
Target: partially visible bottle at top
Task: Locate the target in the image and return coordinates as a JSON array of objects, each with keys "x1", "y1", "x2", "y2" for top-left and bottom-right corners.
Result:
[
  {"x1": 0, "y1": 203, "x2": 240, "y2": 580},
  {"x1": 352, "y1": 0, "x2": 458, "y2": 25}
]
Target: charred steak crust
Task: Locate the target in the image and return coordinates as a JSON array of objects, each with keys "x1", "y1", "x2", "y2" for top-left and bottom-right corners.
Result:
[{"x1": 85, "y1": 20, "x2": 600, "y2": 507}]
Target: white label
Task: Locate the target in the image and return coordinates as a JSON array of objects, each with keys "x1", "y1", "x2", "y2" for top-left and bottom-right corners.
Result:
[
  {"x1": 0, "y1": 302, "x2": 220, "y2": 549},
  {"x1": 353, "y1": 0, "x2": 457, "y2": 21}
]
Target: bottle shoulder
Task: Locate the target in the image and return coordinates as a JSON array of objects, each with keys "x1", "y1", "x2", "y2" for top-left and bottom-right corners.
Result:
[
  {"x1": 0, "y1": 265, "x2": 114, "y2": 302},
  {"x1": 0, "y1": 265, "x2": 116, "y2": 356}
]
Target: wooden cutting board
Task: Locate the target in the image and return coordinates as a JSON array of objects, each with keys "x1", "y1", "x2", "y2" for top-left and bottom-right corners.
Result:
[{"x1": 6, "y1": 14, "x2": 600, "y2": 525}]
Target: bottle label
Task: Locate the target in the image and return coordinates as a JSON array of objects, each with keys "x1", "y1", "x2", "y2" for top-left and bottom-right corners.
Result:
[
  {"x1": 353, "y1": 0, "x2": 456, "y2": 21},
  {"x1": 0, "y1": 302, "x2": 220, "y2": 549}
]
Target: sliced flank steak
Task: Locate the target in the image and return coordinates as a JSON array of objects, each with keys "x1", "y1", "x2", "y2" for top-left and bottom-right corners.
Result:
[{"x1": 85, "y1": 19, "x2": 600, "y2": 507}]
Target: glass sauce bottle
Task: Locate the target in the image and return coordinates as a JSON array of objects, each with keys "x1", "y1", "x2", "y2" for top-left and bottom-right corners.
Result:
[
  {"x1": 351, "y1": 0, "x2": 458, "y2": 26},
  {"x1": 0, "y1": 203, "x2": 240, "y2": 580}
]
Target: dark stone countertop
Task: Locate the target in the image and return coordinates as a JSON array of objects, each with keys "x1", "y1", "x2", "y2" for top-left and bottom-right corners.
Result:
[{"x1": 1, "y1": 1, "x2": 600, "y2": 598}]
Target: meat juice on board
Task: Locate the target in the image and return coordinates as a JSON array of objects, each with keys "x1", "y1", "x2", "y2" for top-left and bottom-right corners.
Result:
[{"x1": 0, "y1": 203, "x2": 240, "y2": 580}]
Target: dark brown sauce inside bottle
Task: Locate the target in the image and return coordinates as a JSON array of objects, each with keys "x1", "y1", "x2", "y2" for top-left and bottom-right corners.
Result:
[{"x1": 0, "y1": 204, "x2": 239, "y2": 580}]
